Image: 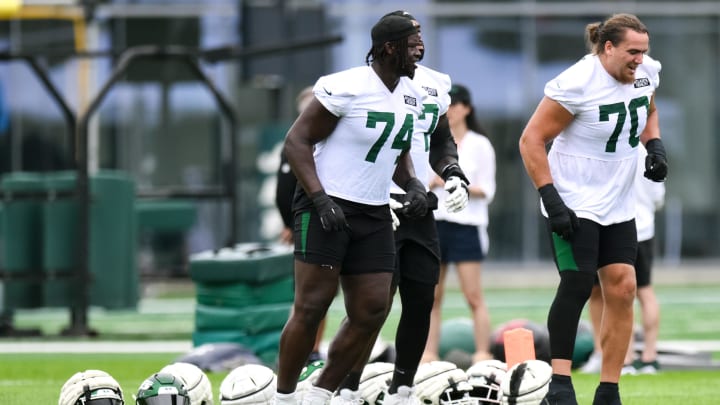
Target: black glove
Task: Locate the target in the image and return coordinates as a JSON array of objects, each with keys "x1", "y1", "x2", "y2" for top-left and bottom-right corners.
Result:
[
  {"x1": 400, "y1": 178, "x2": 428, "y2": 218},
  {"x1": 310, "y1": 191, "x2": 348, "y2": 232},
  {"x1": 539, "y1": 184, "x2": 579, "y2": 241},
  {"x1": 644, "y1": 138, "x2": 668, "y2": 182},
  {"x1": 440, "y1": 163, "x2": 470, "y2": 185}
]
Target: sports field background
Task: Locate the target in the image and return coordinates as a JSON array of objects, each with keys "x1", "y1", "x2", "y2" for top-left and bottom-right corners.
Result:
[{"x1": 1, "y1": 260, "x2": 719, "y2": 403}]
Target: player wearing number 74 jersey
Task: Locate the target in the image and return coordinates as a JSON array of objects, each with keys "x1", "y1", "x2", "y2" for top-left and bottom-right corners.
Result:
[{"x1": 519, "y1": 13, "x2": 667, "y2": 405}]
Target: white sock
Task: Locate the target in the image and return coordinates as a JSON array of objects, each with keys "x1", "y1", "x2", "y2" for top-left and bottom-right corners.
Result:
[
  {"x1": 275, "y1": 391, "x2": 297, "y2": 405},
  {"x1": 301, "y1": 385, "x2": 333, "y2": 405}
]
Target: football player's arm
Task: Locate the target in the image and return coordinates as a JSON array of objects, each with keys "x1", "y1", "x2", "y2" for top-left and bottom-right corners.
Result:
[
  {"x1": 518, "y1": 96, "x2": 573, "y2": 189},
  {"x1": 521, "y1": 96, "x2": 579, "y2": 240},
  {"x1": 392, "y1": 149, "x2": 417, "y2": 189},
  {"x1": 428, "y1": 114, "x2": 466, "y2": 182},
  {"x1": 640, "y1": 95, "x2": 660, "y2": 145},
  {"x1": 283, "y1": 97, "x2": 339, "y2": 196},
  {"x1": 639, "y1": 95, "x2": 668, "y2": 182}
]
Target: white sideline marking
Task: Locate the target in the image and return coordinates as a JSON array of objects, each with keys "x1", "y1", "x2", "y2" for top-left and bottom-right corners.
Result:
[{"x1": 0, "y1": 341, "x2": 192, "y2": 353}]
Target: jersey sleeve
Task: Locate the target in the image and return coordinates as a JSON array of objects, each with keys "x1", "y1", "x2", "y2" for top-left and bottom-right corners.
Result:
[
  {"x1": 313, "y1": 73, "x2": 355, "y2": 117},
  {"x1": 434, "y1": 71, "x2": 452, "y2": 115},
  {"x1": 643, "y1": 55, "x2": 662, "y2": 89},
  {"x1": 544, "y1": 55, "x2": 593, "y2": 115}
]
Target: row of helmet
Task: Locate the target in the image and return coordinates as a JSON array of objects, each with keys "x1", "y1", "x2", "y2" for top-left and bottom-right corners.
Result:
[
  {"x1": 58, "y1": 358, "x2": 552, "y2": 405},
  {"x1": 297, "y1": 358, "x2": 552, "y2": 405},
  {"x1": 58, "y1": 362, "x2": 212, "y2": 405}
]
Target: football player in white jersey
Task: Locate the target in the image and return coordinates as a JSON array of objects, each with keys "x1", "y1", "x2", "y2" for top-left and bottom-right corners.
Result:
[
  {"x1": 330, "y1": 11, "x2": 471, "y2": 405},
  {"x1": 519, "y1": 13, "x2": 668, "y2": 405},
  {"x1": 274, "y1": 14, "x2": 431, "y2": 405}
]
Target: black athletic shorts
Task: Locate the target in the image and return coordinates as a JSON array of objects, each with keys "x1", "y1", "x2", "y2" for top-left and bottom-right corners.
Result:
[
  {"x1": 546, "y1": 218, "x2": 637, "y2": 274},
  {"x1": 292, "y1": 196, "x2": 396, "y2": 275},
  {"x1": 635, "y1": 238, "x2": 654, "y2": 288},
  {"x1": 393, "y1": 207, "x2": 441, "y2": 285}
]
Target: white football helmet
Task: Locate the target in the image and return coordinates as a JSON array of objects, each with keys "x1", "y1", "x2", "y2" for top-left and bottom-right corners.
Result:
[
  {"x1": 465, "y1": 360, "x2": 507, "y2": 404},
  {"x1": 500, "y1": 360, "x2": 552, "y2": 405},
  {"x1": 58, "y1": 369, "x2": 124, "y2": 405},
  {"x1": 296, "y1": 360, "x2": 325, "y2": 402},
  {"x1": 413, "y1": 361, "x2": 474, "y2": 405},
  {"x1": 219, "y1": 364, "x2": 276, "y2": 405},
  {"x1": 160, "y1": 362, "x2": 213, "y2": 405},
  {"x1": 358, "y1": 362, "x2": 394, "y2": 405}
]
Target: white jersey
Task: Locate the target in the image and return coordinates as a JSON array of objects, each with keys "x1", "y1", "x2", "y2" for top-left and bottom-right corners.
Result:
[
  {"x1": 635, "y1": 144, "x2": 665, "y2": 241},
  {"x1": 434, "y1": 130, "x2": 496, "y2": 227},
  {"x1": 543, "y1": 53, "x2": 661, "y2": 225},
  {"x1": 389, "y1": 64, "x2": 452, "y2": 194},
  {"x1": 312, "y1": 66, "x2": 427, "y2": 205}
]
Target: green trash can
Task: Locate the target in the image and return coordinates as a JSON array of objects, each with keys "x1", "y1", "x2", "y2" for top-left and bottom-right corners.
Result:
[
  {"x1": 42, "y1": 170, "x2": 138, "y2": 309},
  {"x1": 0, "y1": 172, "x2": 45, "y2": 309}
]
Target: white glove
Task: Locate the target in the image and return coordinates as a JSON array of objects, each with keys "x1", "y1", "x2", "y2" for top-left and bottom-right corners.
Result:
[
  {"x1": 444, "y1": 176, "x2": 469, "y2": 213},
  {"x1": 389, "y1": 197, "x2": 403, "y2": 231}
]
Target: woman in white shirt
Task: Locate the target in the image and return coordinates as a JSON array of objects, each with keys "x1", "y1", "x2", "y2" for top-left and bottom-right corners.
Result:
[{"x1": 422, "y1": 84, "x2": 497, "y2": 364}]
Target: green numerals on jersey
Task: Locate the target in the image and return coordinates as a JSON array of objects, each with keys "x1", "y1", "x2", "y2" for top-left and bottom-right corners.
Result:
[
  {"x1": 599, "y1": 96, "x2": 649, "y2": 152},
  {"x1": 364, "y1": 112, "x2": 414, "y2": 163},
  {"x1": 419, "y1": 103, "x2": 440, "y2": 152}
]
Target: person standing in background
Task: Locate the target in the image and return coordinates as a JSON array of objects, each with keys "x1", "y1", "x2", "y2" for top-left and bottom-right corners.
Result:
[
  {"x1": 583, "y1": 143, "x2": 666, "y2": 376},
  {"x1": 423, "y1": 84, "x2": 496, "y2": 365},
  {"x1": 518, "y1": 13, "x2": 667, "y2": 405}
]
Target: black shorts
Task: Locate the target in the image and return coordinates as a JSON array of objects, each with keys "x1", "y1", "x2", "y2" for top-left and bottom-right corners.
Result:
[
  {"x1": 436, "y1": 220, "x2": 485, "y2": 263},
  {"x1": 635, "y1": 238, "x2": 654, "y2": 288},
  {"x1": 393, "y1": 209, "x2": 440, "y2": 285},
  {"x1": 292, "y1": 197, "x2": 396, "y2": 275},
  {"x1": 546, "y1": 218, "x2": 637, "y2": 274}
]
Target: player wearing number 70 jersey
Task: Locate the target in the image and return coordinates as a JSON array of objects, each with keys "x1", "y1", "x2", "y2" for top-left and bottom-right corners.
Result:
[{"x1": 519, "y1": 13, "x2": 667, "y2": 405}]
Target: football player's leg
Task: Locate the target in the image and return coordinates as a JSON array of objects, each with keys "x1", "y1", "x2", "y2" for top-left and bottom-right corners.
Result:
[
  {"x1": 391, "y1": 242, "x2": 436, "y2": 390},
  {"x1": 596, "y1": 220, "x2": 637, "y2": 383},
  {"x1": 635, "y1": 239, "x2": 659, "y2": 367},
  {"x1": 277, "y1": 259, "x2": 340, "y2": 392},
  {"x1": 315, "y1": 271, "x2": 393, "y2": 391},
  {"x1": 597, "y1": 262, "x2": 636, "y2": 381},
  {"x1": 421, "y1": 262, "x2": 448, "y2": 363},
  {"x1": 545, "y1": 218, "x2": 598, "y2": 377}
]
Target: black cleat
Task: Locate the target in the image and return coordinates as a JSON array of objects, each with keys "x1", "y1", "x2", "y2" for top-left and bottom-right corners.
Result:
[{"x1": 543, "y1": 389, "x2": 579, "y2": 405}]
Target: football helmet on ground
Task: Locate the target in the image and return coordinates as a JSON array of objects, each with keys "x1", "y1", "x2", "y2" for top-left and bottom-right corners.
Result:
[
  {"x1": 465, "y1": 360, "x2": 507, "y2": 404},
  {"x1": 358, "y1": 361, "x2": 394, "y2": 404},
  {"x1": 160, "y1": 362, "x2": 213, "y2": 405},
  {"x1": 296, "y1": 360, "x2": 325, "y2": 402},
  {"x1": 58, "y1": 369, "x2": 124, "y2": 405},
  {"x1": 219, "y1": 363, "x2": 276, "y2": 405},
  {"x1": 413, "y1": 361, "x2": 474, "y2": 405},
  {"x1": 136, "y1": 372, "x2": 190, "y2": 405},
  {"x1": 500, "y1": 360, "x2": 552, "y2": 405}
]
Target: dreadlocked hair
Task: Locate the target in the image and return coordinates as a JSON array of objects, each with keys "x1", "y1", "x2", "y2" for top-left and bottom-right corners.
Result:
[{"x1": 365, "y1": 37, "x2": 412, "y2": 72}]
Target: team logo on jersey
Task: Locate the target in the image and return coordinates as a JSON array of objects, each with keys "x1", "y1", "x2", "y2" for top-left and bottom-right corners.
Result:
[
  {"x1": 404, "y1": 95, "x2": 417, "y2": 106},
  {"x1": 422, "y1": 86, "x2": 438, "y2": 97},
  {"x1": 633, "y1": 78, "x2": 650, "y2": 88}
]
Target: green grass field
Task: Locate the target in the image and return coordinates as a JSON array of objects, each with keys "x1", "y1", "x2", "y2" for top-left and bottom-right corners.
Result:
[
  {"x1": 1, "y1": 353, "x2": 719, "y2": 404},
  {"x1": 2, "y1": 280, "x2": 720, "y2": 403}
]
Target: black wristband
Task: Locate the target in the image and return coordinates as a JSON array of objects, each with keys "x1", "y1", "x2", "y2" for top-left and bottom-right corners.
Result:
[
  {"x1": 645, "y1": 138, "x2": 666, "y2": 160},
  {"x1": 440, "y1": 163, "x2": 470, "y2": 184}
]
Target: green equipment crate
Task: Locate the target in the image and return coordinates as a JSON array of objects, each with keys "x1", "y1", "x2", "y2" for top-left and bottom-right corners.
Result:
[
  {"x1": 194, "y1": 303, "x2": 291, "y2": 335},
  {"x1": 189, "y1": 243, "x2": 294, "y2": 284},
  {"x1": 0, "y1": 173, "x2": 45, "y2": 309},
  {"x1": 42, "y1": 170, "x2": 138, "y2": 309},
  {"x1": 195, "y1": 276, "x2": 294, "y2": 308}
]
